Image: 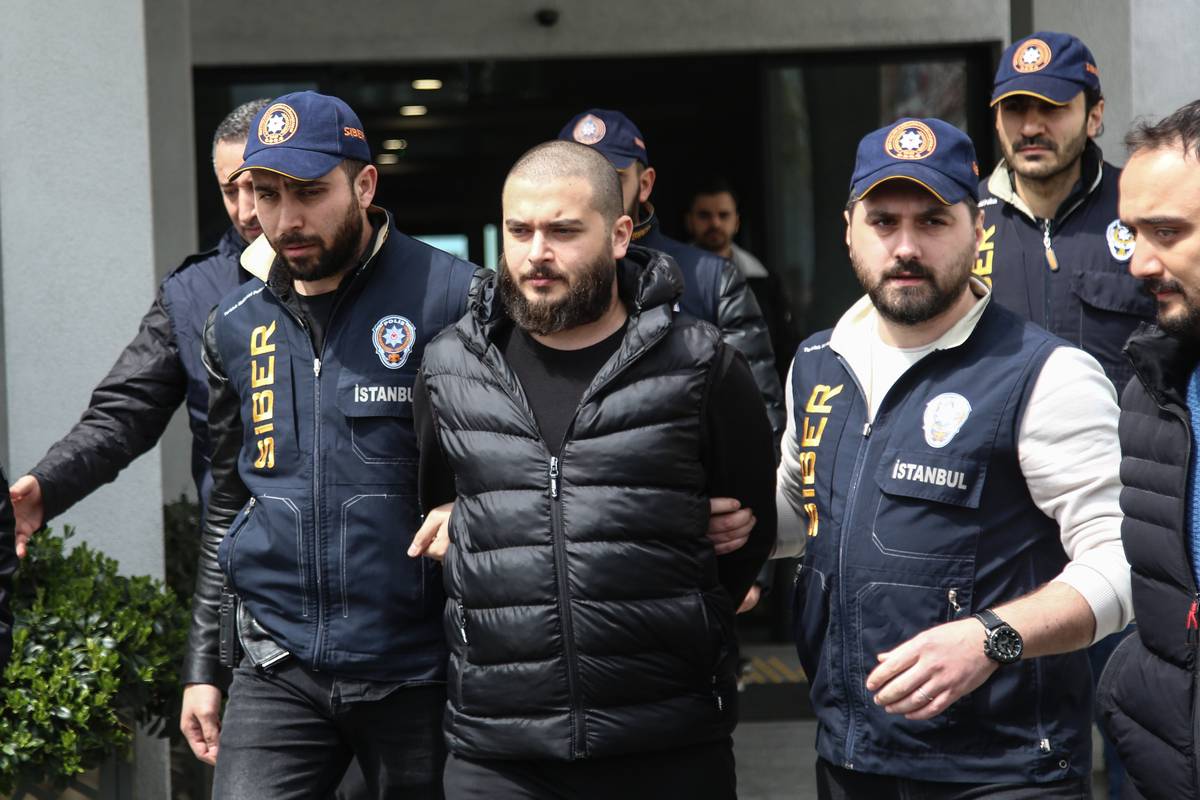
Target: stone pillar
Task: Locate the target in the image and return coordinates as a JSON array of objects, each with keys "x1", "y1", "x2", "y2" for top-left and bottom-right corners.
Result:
[{"x1": 0, "y1": 0, "x2": 196, "y2": 795}]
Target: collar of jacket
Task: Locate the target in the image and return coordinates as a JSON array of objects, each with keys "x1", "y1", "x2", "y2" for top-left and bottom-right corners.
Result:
[
  {"x1": 458, "y1": 243, "x2": 685, "y2": 359},
  {"x1": 1124, "y1": 323, "x2": 1200, "y2": 409},
  {"x1": 631, "y1": 202, "x2": 657, "y2": 242},
  {"x1": 829, "y1": 277, "x2": 992, "y2": 384},
  {"x1": 986, "y1": 139, "x2": 1104, "y2": 223},
  {"x1": 219, "y1": 226, "x2": 256, "y2": 282}
]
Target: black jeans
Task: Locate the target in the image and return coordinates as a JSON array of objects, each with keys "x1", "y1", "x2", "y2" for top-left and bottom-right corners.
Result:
[
  {"x1": 815, "y1": 759, "x2": 1091, "y2": 800},
  {"x1": 442, "y1": 738, "x2": 736, "y2": 800},
  {"x1": 213, "y1": 658, "x2": 446, "y2": 799}
]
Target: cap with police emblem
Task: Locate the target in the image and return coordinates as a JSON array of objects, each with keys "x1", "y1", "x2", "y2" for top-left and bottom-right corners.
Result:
[
  {"x1": 230, "y1": 91, "x2": 372, "y2": 181},
  {"x1": 991, "y1": 31, "x2": 1101, "y2": 107},
  {"x1": 558, "y1": 109, "x2": 649, "y2": 169},
  {"x1": 849, "y1": 118, "x2": 980, "y2": 206}
]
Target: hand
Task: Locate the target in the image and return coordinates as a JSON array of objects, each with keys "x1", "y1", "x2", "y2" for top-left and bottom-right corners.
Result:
[
  {"x1": 9, "y1": 475, "x2": 45, "y2": 559},
  {"x1": 737, "y1": 584, "x2": 762, "y2": 614},
  {"x1": 865, "y1": 617, "x2": 998, "y2": 721},
  {"x1": 180, "y1": 683, "x2": 223, "y2": 765},
  {"x1": 707, "y1": 497, "x2": 755, "y2": 555},
  {"x1": 408, "y1": 502, "x2": 454, "y2": 562}
]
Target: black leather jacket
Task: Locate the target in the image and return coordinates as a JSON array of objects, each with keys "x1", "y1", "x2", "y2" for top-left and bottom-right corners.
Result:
[{"x1": 0, "y1": 464, "x2": 16, "y2": 673}]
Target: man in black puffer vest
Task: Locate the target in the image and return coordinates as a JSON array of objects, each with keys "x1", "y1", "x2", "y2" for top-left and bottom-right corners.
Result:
[
  {"x1": 1098, "y1": 100, "x2": 1200, "y2": 800},
  {"x1": 410, "y1": 140, "x2": 777, "y2": 799}
]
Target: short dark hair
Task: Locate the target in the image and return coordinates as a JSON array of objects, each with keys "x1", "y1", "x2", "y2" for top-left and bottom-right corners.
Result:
[
  {"x1": 211, "y1": 98, "x2": 272, "y2": 157},
  {"x1": 688, "y1": 177, "x2": 739, "y2": 210},
  {"x1": 505, "y1": 140, "x2": 624, "y2": 224},
  {"x1": 1125, "y1": 99, "x2": 1200, "y2": 161},
  {"x1": 340, "y1": 158, "x2": 369, "y2": 185}
]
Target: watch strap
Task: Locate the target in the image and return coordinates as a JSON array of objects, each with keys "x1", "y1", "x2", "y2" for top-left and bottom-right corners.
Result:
[{"x1": 973, "y1": 608, "x2": 1005, "y2": 632}]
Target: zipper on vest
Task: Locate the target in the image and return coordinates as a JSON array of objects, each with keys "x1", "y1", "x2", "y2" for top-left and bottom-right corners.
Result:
[
  {"x1": 548, "y1": 456, "x2": 585, "y2": 757},
  {"x1": 1042, "y1": 220, "x2": 1059, "y2": 272},
  {"x1": 311, "y1": 353, "x2": 326, "y2": 669},
  {"x1": 832, "y1": 359, "x2": 874, "y2": 770},
  {"x1": 947, "y1": 588, "x2": 961, "y2": 614}
]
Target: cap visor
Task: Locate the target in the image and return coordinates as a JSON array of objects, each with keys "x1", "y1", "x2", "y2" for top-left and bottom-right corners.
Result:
[
  {"x1": 852, "y1": 163, "x2": 972, "y2": 206},
  {"x1": 227, "y1": 148, "x2": 344, "y2": 182},
  {"x1": 990, "y1": 75, "x2": 1085, "y2": 107}
]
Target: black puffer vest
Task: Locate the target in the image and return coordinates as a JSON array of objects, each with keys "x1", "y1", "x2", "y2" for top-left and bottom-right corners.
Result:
[
  {"x1": 421, "y1": 245, "x2": 737, "y2": 761},
  {"x1": 1098, "y1": 325, "x2": 1200, "y2": 800}
]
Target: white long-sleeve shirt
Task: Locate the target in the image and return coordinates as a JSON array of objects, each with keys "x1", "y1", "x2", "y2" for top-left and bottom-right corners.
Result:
[{"x1": 776, "y1": 280, "x2": 1132, "y2": 642}]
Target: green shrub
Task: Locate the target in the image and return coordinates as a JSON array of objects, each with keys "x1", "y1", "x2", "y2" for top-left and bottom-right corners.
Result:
[{"x1": 0, "y1": 527, "x2": 189, "y2": 793}]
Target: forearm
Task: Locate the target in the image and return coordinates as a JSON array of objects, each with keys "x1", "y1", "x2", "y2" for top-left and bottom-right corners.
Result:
[
  {"x1": 414, "y1": 370, "x2": 457, "y2": 512},
  {"x1": 706, "y1": 348, "x2": 777, "y2": 600},
  {"x1": 993, "y1": 581, "x2": 1095, "y2": 659}
]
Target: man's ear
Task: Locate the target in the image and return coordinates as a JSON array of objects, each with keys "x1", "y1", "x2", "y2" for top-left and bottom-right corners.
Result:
[
  {"x1": 639, "y1": 166, "x2": 656, "y2": 204},
  {"x1": 356, "y1": 164, "x2": 379, "y2": 209},
  {"x1": 612, "y1": 214, "x2": 634, "y2": 260}
]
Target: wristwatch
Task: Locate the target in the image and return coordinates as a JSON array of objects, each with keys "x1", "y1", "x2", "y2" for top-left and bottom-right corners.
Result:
[{"x1": 973, "y1": 608, "x2": 1023, "y2": 664}]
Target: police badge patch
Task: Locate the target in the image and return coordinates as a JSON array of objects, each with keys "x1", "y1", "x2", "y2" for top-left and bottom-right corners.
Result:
[
  {"x1": 371, "y1": 315, "x2": 417, "y2": 369},
  {"x1": 258, "y1": 103, "x2": 299, "y2": 146},
  {"x1": 884, "y1": 121, "x2": 937, "y2": 161},
  {"x1": 923, "y1": 393, "x2": 972, "y2": 449},
  {"x1": 1106, "y1": 219, "x2": 1136, "y2": 262},
  {"x1": 572, "y1": 114, "x2": 607, "y2": 145}
]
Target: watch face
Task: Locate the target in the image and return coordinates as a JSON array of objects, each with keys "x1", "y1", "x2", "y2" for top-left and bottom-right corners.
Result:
[{"x1": 988, "y1": 626, "x2": 1024, "y2": 663}]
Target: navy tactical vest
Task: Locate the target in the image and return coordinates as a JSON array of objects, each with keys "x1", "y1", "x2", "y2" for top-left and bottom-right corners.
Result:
[
  {"x1": 161, "y1": 227, "x2": 251, "y2": 510},
  {"x1": 211, "y1": 217, "x2": 476, "y2": 680},
  {"x1": 790, "y1": 300, "x2": 1092, "y2": 783}
]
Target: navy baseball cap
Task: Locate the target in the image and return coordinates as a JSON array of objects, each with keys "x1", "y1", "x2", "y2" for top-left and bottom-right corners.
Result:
[
  {"x1": 558, "y1": 109, "x2": 648, "y2": 169},
  {"x1": 849, "y1": 118, "x2": 980, "y2": 206},
  {"x1": 991, "y1": 32, "x2": 1101, "y2": 107},
  {"x1": 230, "y1": 91, "x2": 372, "y2": 181}
]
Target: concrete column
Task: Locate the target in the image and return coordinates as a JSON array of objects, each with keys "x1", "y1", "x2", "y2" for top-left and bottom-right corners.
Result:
[
  {"x1": 1031, "y1": 1, "x2": 1200, "y2": 166},
  {"x1": 0, "y1": 0, "x2": 195, "y2": 795}
]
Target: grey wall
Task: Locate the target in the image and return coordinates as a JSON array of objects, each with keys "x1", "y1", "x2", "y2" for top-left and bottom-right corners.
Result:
[{"x1": 191, "y1": 0, "x2": 1010, "y2": 65}]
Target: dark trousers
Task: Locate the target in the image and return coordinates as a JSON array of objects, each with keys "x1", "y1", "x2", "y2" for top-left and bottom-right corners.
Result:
[
  {"x1": 213, "y1": 658, "x2": 446, "y2": 800},
  {"x1": 815, "y1": 759, "x2": 1090, "y2": 800},
  {"x1": 442, "y1": 738, "x2": 736, "y2": 800}
]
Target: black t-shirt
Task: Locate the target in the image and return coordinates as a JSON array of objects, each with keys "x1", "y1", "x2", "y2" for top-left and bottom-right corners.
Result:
[
  {"x1": 413, "y1": 318, "x2": 777, "y2": 604},
  {"x1": 294, "y1": 290, "x2": 337, "y2": 353},
  {"x1": 497, "y1": 322, "x2": 627, "y2": 453}
]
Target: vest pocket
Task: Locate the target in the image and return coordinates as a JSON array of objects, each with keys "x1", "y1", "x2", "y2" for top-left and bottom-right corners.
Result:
[
  {"x1": 855, "y1": 581, "x2": 964, "y2": 746},
  {"x1": 225, "y1": 494, "x2": 309, "y2": 619},
  {"x1": 871, "y1": 450, "x2": 983, "y2": 563},
  {"x1": 216, "y1": 496, "x2": 258, "y2": 593},
  {"x1": 336, "y1": 371, "x2": 417, "y2": 466}
]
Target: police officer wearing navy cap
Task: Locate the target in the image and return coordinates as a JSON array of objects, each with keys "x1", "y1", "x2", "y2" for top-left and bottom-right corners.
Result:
[
  {"x1": 558, "y1": 110, "x2": 785, "y2": 455},
  {"x1": 774, "y1": 118, "x2": 1131, "y2": 797},
  {"x1": 977, "y1": 31, "x2": 1154, "y2": 392},
  {"x1": 179, "y1": 90, "x2": 479, "y2": 798}
]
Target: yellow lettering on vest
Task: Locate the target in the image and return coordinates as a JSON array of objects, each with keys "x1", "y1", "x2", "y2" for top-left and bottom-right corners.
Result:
[
  {"x1": 973, "y1": 224, "x2": 996, "y2": 287},
  {"x1": 805, "y1": 384, "x2": 844, "y2": 414},
  {"x1": 250, "y1": 322, "x2": 277, "y2": 355},
  {"x1": 254, "y1": 438, "x2": 275, "y2": 470},
  {"x1": 251, "y1": 391, "x2": 274, "y2": 423},
  {"x1": 804, "y1": 502, "x2": 819, "y2": 538},
  {"x1": 801, "y1": 416, "x2": 828, "y2": 448},
  {"x1": 251, "y1": 355, "x2": 275, "y2": 389}
]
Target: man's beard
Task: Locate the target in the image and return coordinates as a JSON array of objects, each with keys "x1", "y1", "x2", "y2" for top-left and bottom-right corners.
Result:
[
  {"x1": 852, "y1": 241, "x2": 975, "y2": 326},
  {"x1": 499, "y1": 251, "x2": 617, "y2": 337},
  {"x1": 273, "y1": 202, "x2": 364, "y2": 283},
  {"x1": 1146, "y1": 278, "x2": 1200, "y2": 340},
  {"x1": 1004, "y1": 121, "x2": 1089, "y2": 182},
  {"x1": 697, "y1": 226, "x2": 730, "y2": 253}
]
